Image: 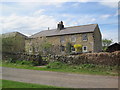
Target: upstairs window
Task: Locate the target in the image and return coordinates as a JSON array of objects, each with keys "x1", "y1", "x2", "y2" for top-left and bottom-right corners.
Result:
[
  {"x1": 60, "y1": 37, "x2": 65, "y2": 43},
  {"x1": 71, "y1": 36, "x2": 76, "y2": 42},
  {"x1": 82, "y1": 34, "x2": 88, "y2": 41}
]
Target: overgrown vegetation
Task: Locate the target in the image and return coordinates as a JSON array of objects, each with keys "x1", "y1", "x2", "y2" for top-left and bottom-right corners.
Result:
[
  {"x1": 102, "y1": 39, "x2": 113, "y2": 51},
  {"x1": 1, "y1": 60, "x2": 118, "y2": 76},
  {"x1": 39, "y1": 42, "x2": 53, "y2": 55},
  {"x1": 66, "y1": 42, "x2": 72, "y2": 54},
  {"x1": 46, "y1": 61, "x2": 118, "y2": 76},
  {"x1": 3, "y1": 58, "x2": 39, "y2": 66}
]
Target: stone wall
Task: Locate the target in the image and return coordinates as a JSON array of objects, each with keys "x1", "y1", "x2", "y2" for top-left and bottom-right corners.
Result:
[
  {"x1": 2, "y1": 52, "x2": 43, "y2": 65},
  {"x1": 47, "y1": 51, "x2": 120, "y2": 66},
  {"x1": 2, "y1": 51, "x2": 120, "y2": 66}
]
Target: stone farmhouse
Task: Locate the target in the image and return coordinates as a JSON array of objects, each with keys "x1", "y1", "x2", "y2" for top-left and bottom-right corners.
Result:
[
  {"x1": 25, "y1": 21, "x2": 102, "y2": 54},
  {"x1": 2, "y1": 32, "x2": 28, "y2": 53}
]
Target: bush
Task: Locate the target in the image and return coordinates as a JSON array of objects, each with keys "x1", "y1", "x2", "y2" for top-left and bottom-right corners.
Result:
[
  {"x1": 4, "y1": 58, "x2": 16, "y2": 63},
  {"x1": 80, "y1": 64, "x2": 96, "y2": 69},
  {"x1": 46, "y1": 61, "x2": 65, "y2": 69},
  {"x1": 16, "y1": 60, "x2": 33, "y2": 66}
]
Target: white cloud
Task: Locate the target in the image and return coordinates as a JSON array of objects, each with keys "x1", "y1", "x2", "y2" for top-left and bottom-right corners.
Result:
[
  {"x1": 100, "y1": 14, "x2": 111, "y2": 19},
  {"x1": 33, "y1": 9, "x2": 45, "y2": 16},
  {"x1": 0, "y1": 12, "x2": 57, "y2": 35},
  {"x1": 63, "y1": 15, "x2": 97, "y2": 27},
  {"x1": 99, "y1": 0, "x2": 118, "y2": 8},
  {"x1": 101, "y1": 29, "x2": 118, "y2": 43}
]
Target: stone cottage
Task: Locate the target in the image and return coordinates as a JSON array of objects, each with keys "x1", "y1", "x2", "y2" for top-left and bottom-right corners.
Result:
[
  {"x1": 2, "y1": 32, "x2": 28, "y2": 53},
  {"x1": 25, "y1": 21, "x2": 102, "y2": 54}
]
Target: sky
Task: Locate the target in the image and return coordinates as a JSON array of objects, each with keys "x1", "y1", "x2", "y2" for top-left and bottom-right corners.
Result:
[{"x1": 0, "y1": 0, "x2": 119, "y2": 43}]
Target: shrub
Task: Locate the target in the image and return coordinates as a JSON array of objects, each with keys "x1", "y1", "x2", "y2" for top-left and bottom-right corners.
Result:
[
  {"x1": 5, "y1": 58, "x2": 16, "y2": 63},
  {"x1": 46, "y1": 61, "x2": 65, "y2": 69},
  {"x1": 16, "y1": 60, "x2": 33, "y2": 66}
]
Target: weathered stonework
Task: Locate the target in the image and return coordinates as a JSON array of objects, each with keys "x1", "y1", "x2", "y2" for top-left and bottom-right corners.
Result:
[
  {"x1": 25, "y1": 22, "x2": 102, "y2": 55},
  {"x1": 2, "y1": 32, "x2": 27, "y2": 53}
]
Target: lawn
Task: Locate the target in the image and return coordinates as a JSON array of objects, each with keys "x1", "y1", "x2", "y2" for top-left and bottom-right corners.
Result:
[
  {"x1": 1, "y1": 79, "x2": 60, "y2": 88},
  {"x1": 1, "y1": 60, "x2": 118, "y2": 76},
  {"x1": 1, "y1": 79, "x2": 86, "y2": 90}
]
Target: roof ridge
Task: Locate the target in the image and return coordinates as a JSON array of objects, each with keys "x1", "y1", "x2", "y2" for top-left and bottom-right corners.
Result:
[{"x1": 66, "y1": 24, "x2": 98, "y2": 28}]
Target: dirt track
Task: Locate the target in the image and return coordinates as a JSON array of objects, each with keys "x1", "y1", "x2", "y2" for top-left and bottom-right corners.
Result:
[{"x1": 1, "y1": 67, "x2": 118, "y2": 88}]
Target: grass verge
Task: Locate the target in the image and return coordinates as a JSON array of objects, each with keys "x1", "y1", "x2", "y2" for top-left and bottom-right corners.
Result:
[
  {"x1": 1, "y1": 79, "x2": 86, "y2": 89},
  {"x1": 1, "y1": 60, "x2": 119, "y2": 76},
  {"x1": 1, "y1": 79, "x2": 60, "y2": 88}
]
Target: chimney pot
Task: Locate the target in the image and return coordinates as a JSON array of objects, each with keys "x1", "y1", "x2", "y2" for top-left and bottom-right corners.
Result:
[{"x1": 57, "y1": 21, "x2": 64, "y2": 30}]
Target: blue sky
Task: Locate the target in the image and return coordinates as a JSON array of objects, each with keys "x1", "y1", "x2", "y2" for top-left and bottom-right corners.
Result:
[{"x1": 0, "y1": 1, "x2": 119, "y2": 42}]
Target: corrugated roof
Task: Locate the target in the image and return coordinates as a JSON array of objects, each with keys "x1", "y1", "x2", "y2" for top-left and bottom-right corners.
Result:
[{"x1": 30, "y1": 24, "x2": 98, "y2": 38}]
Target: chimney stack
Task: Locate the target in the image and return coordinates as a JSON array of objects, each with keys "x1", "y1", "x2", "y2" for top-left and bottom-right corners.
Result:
[{"x1": 57, "y1": 21, "x2": 64, "y2": 30}]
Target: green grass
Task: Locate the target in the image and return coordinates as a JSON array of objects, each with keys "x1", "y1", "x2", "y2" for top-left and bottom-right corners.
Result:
[
  {"x1": 1, "y1": 79, "x2": 60, "y2": 88},
  {"x1": 1, "y1": 79, "x2": 86, "y2": 89},
  {"x1": 1, "y1": 60, "x2": 119, "y2": 76}
]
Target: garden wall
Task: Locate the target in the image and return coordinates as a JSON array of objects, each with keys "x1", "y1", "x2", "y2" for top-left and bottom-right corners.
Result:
[
  {"x1": 2, "y1": 51, "x2": 120, "y2": 66},
  {"x1": 2, "y1": 52, "x2": 43, "y2": 65},
  {"x1": 47, "y1": 51, "x2": 120, "y2": 66}
]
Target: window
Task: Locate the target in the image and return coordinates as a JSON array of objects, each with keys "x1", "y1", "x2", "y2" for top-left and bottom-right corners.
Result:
[
  {"x1": 60, "y1": 37, "x2": 65, "y2": 43},
  {"x1": 71, "y1": 36, "x2": 76, "y2": 42},
  {"x1": 71, "y1": 46, "x2": 75, "y2": 52},
  {"x1": 60, "y1": 45, "x2": 65, "y2": 52},
  {"x1": 82, "y1": 46, "x2": 87, "y2": 52},
  {"x1": 29, "y1": 48, "x2": 32, "y2": 52},
  {"x1": 82, "y1": 34, "x2": 88, "y2": 41}
]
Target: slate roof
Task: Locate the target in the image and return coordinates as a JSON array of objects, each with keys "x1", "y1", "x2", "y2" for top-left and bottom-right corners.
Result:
[
  {"x1": 30, "y1": 24, "x2": 98, "y2": 38},
  {"x1": 2, "y1": 32, "x2": 28, "y2": 38}
]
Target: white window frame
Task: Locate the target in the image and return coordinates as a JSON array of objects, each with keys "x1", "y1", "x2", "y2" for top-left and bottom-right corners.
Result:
[
  {"x1": 29, "y1": 48, "x2": 32, "y2": 52},
  {"x1": 82, "y1": 46, "x2": 87, "y2": 52}
]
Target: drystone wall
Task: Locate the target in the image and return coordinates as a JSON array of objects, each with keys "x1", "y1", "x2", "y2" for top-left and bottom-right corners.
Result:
[
  {"x1": 2, "y1": 51, "x2": 120, "y2": 66},
  {"x1": 2, "y1": 52, "x2": 43, "y2": 65},
  {"x1": 47, "y1": 51, "x2": 120, "y2": 66}
]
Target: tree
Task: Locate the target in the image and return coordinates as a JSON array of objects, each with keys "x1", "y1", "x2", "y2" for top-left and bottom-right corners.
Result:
[
  {"x1": 66, "y1": 42, "x2": 72, "y2": 54},
  {"x1": 40, "y1": 42, "x2": 52, "y2": 55},
  {"x1": 102, "y1": 39, "x2": 113, "y2": 51}
]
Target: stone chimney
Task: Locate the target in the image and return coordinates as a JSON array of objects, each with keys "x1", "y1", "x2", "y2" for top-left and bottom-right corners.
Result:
[{"x1": 57, "y1": 21, "x2": 64, "y2": 30}]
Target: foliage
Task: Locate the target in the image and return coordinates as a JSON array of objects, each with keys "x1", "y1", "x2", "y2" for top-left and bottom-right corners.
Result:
[
  {"x1": 2, "y1": 61, "x2": 118, "y2": 76},
  {"x1": 74, "y1": 44, "x2": 82, "y2": 52},
  {"x1": 4, "y1": 58, "x2": 37, "y2": 66},
  {"x1": 2, "y1": 36, "x2": 24, "y2": 53},
  {"x1": 102, "y1": 39, "x2": 113, "y2": 51},
  {"x1": 40, "y1": 42, "x2": 52, "y2": 55},
  {"x1": 46, "y1": 61, "x2": 65, "y2": 69},
  {"x1": 66, "y1": 42, "x2": 72, "y2": 54},
  {"x1": 46, "y1": 61, "x2": 118, "y2": 76}
]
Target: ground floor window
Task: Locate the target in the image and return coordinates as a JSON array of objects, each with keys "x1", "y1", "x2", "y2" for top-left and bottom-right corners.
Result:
[
  {"x1": 60, "y1": 45, "x2": 65, "y2": 52},
  {"x1": 71, "y1": 46, "x2": 75, "y2": 52},
  {"x1": 82, "y1": 46, "x2": 87, "y2": 52}
]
